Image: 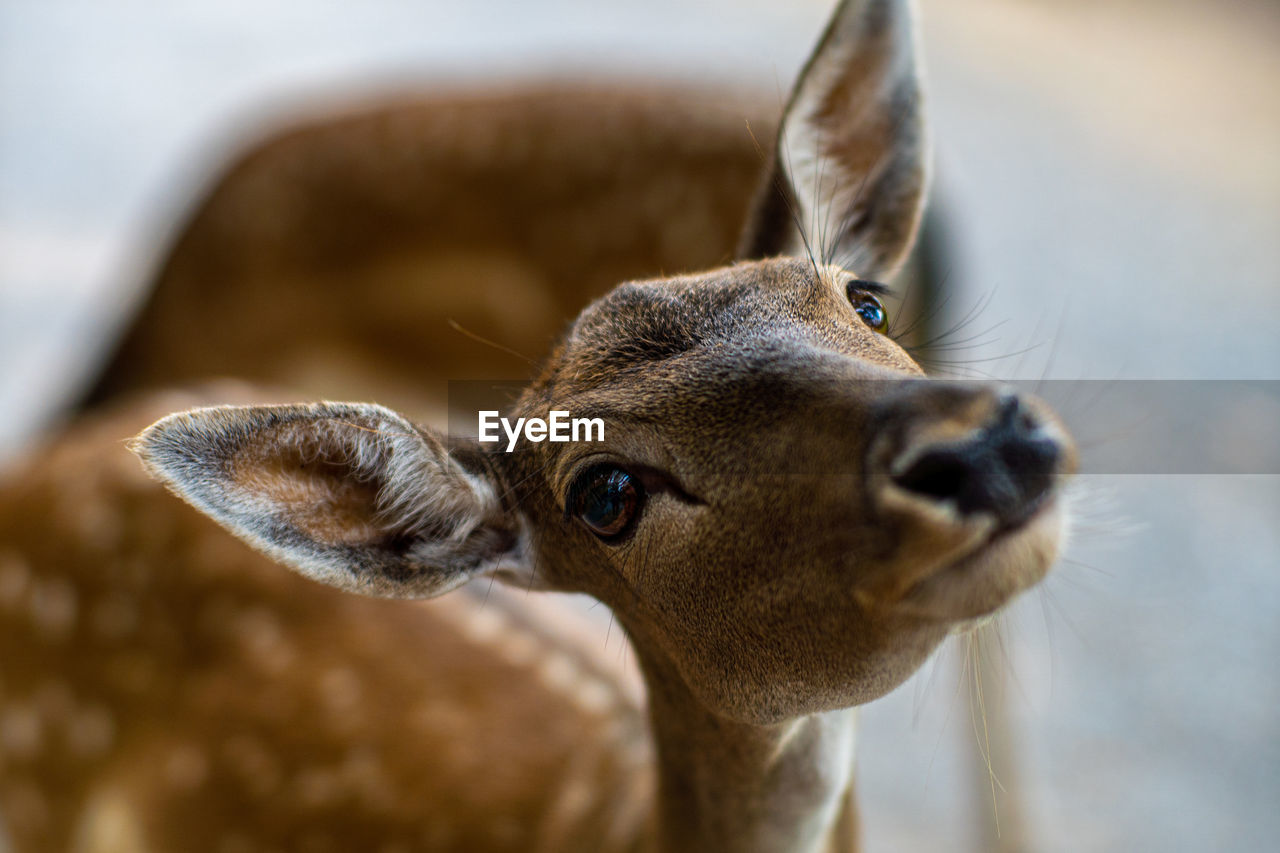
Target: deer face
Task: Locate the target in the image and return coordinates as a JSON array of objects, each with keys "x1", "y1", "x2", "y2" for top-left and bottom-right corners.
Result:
[
  {"x1": 498, "y1": 258, "x2": 1073, "y2": 722},
  {"x1": 133, "y1": 0, "x2": 1074, "y2": 725}
]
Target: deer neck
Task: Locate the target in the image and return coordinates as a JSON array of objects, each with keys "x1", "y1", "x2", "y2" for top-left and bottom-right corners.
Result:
[{"x1": 627, "y1": 633, "x2": 860, "y2": 853}]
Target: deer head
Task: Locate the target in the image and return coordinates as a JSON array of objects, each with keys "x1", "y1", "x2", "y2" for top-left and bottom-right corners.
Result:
[
  {"x1": 131, "y1": 1, "x2": 1074, "y2": 847},
  {"x1": 133, "y1": 0, "x2": 1071, "y2": 727}
]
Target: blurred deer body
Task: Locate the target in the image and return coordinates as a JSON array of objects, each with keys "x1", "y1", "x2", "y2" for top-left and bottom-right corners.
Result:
[
  {"x1": 1, "y1": 393, "x2": 653, "y2": 852},
  {"x1": 2, "y1": 2, "x2": 1073, "y2": 852},
  {"x1": 81, "y1": 87, "x2": 777, "y2": 422}
]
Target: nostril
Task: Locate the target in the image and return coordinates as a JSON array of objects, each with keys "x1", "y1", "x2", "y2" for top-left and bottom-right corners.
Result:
[
  {"x1": 889, "y1": 397, "x2": 1063, "y2": 528},
  {"x1": 893, "y1": 446, "x2": 1017, "y2": 519},
  {"x1": 892, "y1": 451, "x2": 973, "y2": 503}
]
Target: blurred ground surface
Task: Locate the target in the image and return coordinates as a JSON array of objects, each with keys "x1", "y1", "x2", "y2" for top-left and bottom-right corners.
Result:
[{"x1": 1, "y1": 1, "x2": 1277, "y2": 850}]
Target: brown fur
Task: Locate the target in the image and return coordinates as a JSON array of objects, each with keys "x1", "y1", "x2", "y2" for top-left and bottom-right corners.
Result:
[
  {"x1": 0, "y1": 395, "x2": 652, "y2": 852},
  {"x1": 81, "y1": 86, "x2": 778, "y2": 421},
  {"x1": 3, "y1": 3, "x2": 1072, "y2": 852}
]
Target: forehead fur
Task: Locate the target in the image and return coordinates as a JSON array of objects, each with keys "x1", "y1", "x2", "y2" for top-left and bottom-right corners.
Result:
[
  {"x1": 553, "y1": 258, "x2": 836, "y2": 381},
  {"x1": 533, "y1": 257, "x2": 916, "y2": 402}
]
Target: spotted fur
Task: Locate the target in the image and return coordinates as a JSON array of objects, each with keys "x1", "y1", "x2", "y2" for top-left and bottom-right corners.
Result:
[{"x1": 2, "y1": 3, "x2": 1074, "y2": 852}]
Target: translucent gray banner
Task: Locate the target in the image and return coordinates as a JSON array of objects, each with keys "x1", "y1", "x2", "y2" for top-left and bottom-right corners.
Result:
[{"x1": 447, "y1": 380, "x2": 1280, "y2": 475}]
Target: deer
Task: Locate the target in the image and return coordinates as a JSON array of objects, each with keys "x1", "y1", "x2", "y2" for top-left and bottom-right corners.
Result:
[{"x1": 0, "y1": 1, "x2": 1075, "y2": 850}]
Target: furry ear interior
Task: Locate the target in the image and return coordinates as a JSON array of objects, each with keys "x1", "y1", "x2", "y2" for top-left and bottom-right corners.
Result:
[
  {"x1": 738, "y1": 0, "x2": 928, "y2": 280},
  {"x1": 132, "y1": 402, "x2": 523, "y2": 599}
]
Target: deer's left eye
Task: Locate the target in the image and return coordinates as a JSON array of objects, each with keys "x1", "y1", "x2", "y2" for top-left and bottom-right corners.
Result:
[
  {"x1": 567, "y1": 465, "x2": 644, "y2": 542},
  {"x1": 846, "y1": 281, "x2": 890, "y2": 334}
]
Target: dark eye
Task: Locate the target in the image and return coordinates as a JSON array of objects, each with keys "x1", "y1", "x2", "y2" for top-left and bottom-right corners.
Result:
[
  {"x1": 846, "y1": 280, "x2": 890, "y2": 333},
  {"x1": 567, "y1": 465, "x2": 644, "y2": 541}
]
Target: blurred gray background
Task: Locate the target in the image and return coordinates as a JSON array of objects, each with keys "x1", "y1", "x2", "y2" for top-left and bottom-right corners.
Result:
[{"x1": 1, "y1": 0, "x2": 1277, "y2": 850}]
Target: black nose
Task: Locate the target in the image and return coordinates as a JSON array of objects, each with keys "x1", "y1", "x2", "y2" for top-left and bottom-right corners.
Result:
[{"x1": 892, "y1": 395, "x2": 1060, "y2": 529}]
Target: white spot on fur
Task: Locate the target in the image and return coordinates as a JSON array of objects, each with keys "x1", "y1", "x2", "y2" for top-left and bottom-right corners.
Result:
[
  {"x1": 448, "y1": 595, "x2": 629, "y2": 717},
  {"x1": 623, "y1": 740, "x2": 652, "y2": 770},
  {"x1": 0, "y1": 703, "x2": 43, "y2": 759},
  {"x1": 29, "y1": 575, "x2": 78, "y2": 639},
  {"x1": 537, "y1": 765, "x2": 597, "y2": 850},
  {"x1": 90, "y1": 593, "x2": 139, "y2": 640},
  {"x1": 538, "y1": 652, "x2": 580, "y2": 694},
  {"x1": 575, "y1": 678, "x2": 617, "y2": 714},
  {"x1": 410, "y1": 703, "x2": 467, "y2": 736},
  {"x1": 72, "y1": 786, "x2": 147, "y2": 853},
  {"x1": 236, "y1": 606, "x2": 296, "y2": 673},
  {"x1": 221, "y1": 734, "x2": 282, "y2": 798},
  {"x1": 292, "y1": 766, "x2": 340, "y2": 809},
  {"x1": 340, "y1": 747, "x2": 395, "y2": 812},
  {"x1": 557, "y1": 776, "x2": 594, "y2": 817},
  {"x1": 72, "y1": 500, "x2": 123, "y2": 551},
  {"x1": 164, "y1": 744, "x2": 209, "y2": 790},
  {"x1": 319, "y1": 667, "x2": 362, "y2": 715},
  {"x1": 495, "y1": 631, "x2": 540, "y2": 668},
  {"x1": 67, "y1": 704, "x2": 116, "y2": 758},
  {"x1": 461, "y1": 604, "x2": 506, "y2": 642},
  {"x1": 605, "y1": 766, "x2": 657, "y2": 850}
]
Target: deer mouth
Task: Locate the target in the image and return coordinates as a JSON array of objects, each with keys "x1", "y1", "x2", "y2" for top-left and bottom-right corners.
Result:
[
  {"x1": 903, "y1": 493, "x2": 1067, "y2": 621},
  {"x1": 864, "y1": 387, "x2": 1074, "y2": 620}
]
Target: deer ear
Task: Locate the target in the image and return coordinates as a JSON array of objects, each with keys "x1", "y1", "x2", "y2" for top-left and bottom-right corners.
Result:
[
  {"x1": 738, "y1": 0, "x2": 928, "y2": 280},
  {"x1": 132, "y1": 402, "x2": 526, "y2": 599}
]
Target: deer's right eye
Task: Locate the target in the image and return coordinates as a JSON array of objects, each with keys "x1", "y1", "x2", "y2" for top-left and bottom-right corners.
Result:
[{"x1": 567, "y1": 465, "x2": 644, "y2": 542}]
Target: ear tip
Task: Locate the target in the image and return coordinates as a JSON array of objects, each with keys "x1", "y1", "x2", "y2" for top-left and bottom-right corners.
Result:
[
  {"x1": 129, "y1": 406, "x2": 236, "y2": 482},
  {"x1": 129, "y1": 412, "x2": 180, "y2": 466}
]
